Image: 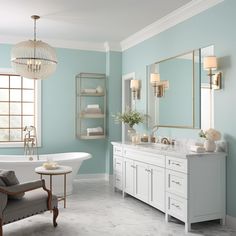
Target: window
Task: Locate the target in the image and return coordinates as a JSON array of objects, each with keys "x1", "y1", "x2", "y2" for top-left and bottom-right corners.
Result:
[{"x1": 0, "y1": 71, "x2": 41, "y2": 147}]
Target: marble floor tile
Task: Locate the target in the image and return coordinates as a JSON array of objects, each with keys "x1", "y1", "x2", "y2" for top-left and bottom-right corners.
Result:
[{"x1": 3, "y1": 180, "x2": 236, "y2": 236}]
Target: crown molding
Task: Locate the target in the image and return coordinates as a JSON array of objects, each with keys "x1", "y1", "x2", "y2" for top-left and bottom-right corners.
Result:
[
  {"x1": 104, "y1": 41, "x2": 122, "y2": 52},
  {"x1": 121, "y1": 0, "x2": 224, "y2": 51},
  {"x1": 1, "y1": 35, "x2": 106, "y2": 52}
]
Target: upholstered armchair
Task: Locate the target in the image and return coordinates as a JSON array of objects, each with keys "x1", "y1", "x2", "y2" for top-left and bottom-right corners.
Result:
[{"x1": 0, "y1": 179, "x2": 58, "y2": 236}]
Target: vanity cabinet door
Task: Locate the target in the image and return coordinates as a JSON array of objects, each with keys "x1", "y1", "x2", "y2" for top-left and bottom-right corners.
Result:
[
  {"x1": 149, "y1": 165, "x2": 165, "y2": 212},
  {"x1": 113, "y1": 156, "x2": 123, "y2": 190},
  {"x1": 124, "y1": 158, "x2": 135, "y2": 196},
  {"x1": 134, "y1": 161, "x2": 149, "y2": 203}
]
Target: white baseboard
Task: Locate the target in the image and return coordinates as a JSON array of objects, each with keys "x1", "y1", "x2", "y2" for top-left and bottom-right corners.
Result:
[
  {"x1": 75, "y1": 174, "x2": 113, "y2": 182},
  {"x1": 226, "y1": 215, "x2": 236, "y2": 230}
]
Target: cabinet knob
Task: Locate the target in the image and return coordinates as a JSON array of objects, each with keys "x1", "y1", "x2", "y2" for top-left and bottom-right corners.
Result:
[
  {"x1": 171, "y1": 203, "x2": 180, "y2": 209},
  {"x1": 172, "y1": 162, "x2": 181, "y2": 166},
  {"x1": 172, "y1": 180, "x2": 181, "y2": 185}
]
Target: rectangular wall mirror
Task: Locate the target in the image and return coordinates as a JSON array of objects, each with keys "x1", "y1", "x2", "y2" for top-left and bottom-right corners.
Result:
[
  {"x1": 147, "y1": 45, "x2": 214, "y2": 130},
  {"x1": 147, "y1": 50, "x2": 201, "y2": 129}
]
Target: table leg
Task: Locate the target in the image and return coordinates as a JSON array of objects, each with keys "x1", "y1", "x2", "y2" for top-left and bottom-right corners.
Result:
[
  {"x1": 40, "y1": 174, "x2": 42, "y2": 180},
  {"x1": 50, "y1": 175, "x2": 52, "y2": 193},
  {"x1": 64, "y1": 174, "x2": 67, "y2": 208}
]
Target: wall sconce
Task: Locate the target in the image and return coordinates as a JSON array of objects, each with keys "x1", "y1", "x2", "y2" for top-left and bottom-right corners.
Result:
[
  {"x1": 130, "y1": 79, "x2": 141, "y2": 100},
  {"x1": 150, "y1": 73, "x2": 169, "y2": 97},
  {"x1": 203, "y1": 56, "x2": 222, "y2": 90}
]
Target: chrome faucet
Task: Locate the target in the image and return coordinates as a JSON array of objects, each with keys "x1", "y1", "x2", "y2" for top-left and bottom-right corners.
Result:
[
  {"x1": 23, "y1": 126, "x2": 39, "y2": 161},
  {"x1": 150, "y1": 125, "x2": 159, "y2": 143},
  {"x1": 151, "y1": 125, "x2": 159, "y2": 136},
  {"x1": 161, "y1": 137, "x2": 171, "y2": 145}
]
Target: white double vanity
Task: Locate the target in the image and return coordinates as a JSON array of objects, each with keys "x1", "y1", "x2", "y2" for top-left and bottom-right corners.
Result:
[{"x1": 112, "y1": 142, "x2": 226, "y2": 232}]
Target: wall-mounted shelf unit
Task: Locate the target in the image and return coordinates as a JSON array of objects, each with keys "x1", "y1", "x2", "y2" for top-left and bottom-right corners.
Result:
[{"x1": 76, "y1": 73, "x2": 106, "y2": 140}]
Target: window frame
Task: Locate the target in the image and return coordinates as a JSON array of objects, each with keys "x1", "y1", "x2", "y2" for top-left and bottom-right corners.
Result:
[{"x1": 0, "y1": 68, "x2": 41, "y2": 148}]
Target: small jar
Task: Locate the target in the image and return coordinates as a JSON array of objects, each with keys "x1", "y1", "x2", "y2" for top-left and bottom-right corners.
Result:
[
  {"x1": 150, "y1": 136, "x2": 156, "y2": 143},
  {"x1": 141, "y1": 134, "x2": 149, "y2": 142}
]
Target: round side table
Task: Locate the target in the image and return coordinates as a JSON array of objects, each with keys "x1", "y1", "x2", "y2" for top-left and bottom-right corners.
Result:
[{"x1": 35, "y1": 165, "x2": 72, "y2": 208}]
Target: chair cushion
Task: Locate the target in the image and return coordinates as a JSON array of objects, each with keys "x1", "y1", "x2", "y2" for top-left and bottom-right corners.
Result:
[
  {"x1": 0, "y1": 178, "x2": 6, "y2": 187},
  {"x1": 0, "y1": 169, "x2": 24, "y2": 200},
  {"x1": 3, "y1": 188, "x2": 58, "y2": 225}
]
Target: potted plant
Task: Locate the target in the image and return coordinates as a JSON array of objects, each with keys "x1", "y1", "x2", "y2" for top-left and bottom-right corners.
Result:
[{"x1": 113, "y1": 107, "x2": 145, "y2": 140}]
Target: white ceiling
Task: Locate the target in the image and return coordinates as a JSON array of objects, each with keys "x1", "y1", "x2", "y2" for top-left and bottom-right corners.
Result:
[{"x1": 0, "y1": 0, "x2": 192, "y2": 49}]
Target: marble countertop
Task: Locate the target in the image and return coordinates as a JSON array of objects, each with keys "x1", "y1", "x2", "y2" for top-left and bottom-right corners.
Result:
[{"x1": 111, "y1": 141, "x2": 226, "y2": 159}]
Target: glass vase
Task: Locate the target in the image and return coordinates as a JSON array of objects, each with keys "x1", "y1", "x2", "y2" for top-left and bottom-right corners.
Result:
[{"x1": 127, "y1": 126, "x2": 136, "y2": 142}]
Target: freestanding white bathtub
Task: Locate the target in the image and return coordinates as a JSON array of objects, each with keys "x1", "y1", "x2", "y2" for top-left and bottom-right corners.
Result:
[{"x1": 0, "y1": 152, "x2": 91, "y2": 195}]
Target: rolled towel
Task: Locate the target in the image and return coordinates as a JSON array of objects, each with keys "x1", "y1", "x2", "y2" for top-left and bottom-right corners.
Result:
[
  {"x1": 87, "y1": 104, "x2": 99, "y2": 109},
  {"x1": 190, "y1": 145, "x2": 206, "y2": 153}
]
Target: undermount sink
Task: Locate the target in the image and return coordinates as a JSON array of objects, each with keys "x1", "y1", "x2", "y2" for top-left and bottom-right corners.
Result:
[{"x1": 136, "y1": 142, "x2": 169, "y2": 149}]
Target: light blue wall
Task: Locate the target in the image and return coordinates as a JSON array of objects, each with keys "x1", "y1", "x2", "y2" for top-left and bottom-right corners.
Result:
[
  {"x1": 159, "y1": 58, "x2": 193, "y2": 127},
  {"x1": 0, "y1": 44, "x2": 108, "y2": 174},
  {"x1": 122, "y1": 0, "x2": 236, "y2": 217}
]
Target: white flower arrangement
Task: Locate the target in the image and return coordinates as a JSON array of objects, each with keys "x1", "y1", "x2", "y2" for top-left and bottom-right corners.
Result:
[{"x1": 199, "y1": 128, "x2": 221, "y2": 141}]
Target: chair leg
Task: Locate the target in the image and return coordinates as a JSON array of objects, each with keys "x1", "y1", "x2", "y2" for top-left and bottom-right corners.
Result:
[
  {"x1": 0, "y1": 218, "x2": 2, "y2": 236},
  {"x1": 53, "y1": 208, "x2": 59, "y2": 227}
]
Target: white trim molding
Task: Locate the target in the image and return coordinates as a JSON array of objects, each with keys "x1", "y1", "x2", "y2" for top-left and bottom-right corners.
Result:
[
  {"x1": 1, "y1": 35, "x2": 106, "y2": 52},
  {"x1": 104, "y1": 41, "x2": 122, "y2": 52},
  {"x1": 122, "y1": 72, "x2": 136, "y2": 142},
  {"x1": 121, "y1": 0, "x2": 224, "y2": 51},
  {"x1": 226, "y1": 215, "x2": 236, "y2": 230}
]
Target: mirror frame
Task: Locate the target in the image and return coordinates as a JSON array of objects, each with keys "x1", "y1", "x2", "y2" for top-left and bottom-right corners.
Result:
[{"x1": 146, "y1": 49, "x2": 201, "y2": 129}]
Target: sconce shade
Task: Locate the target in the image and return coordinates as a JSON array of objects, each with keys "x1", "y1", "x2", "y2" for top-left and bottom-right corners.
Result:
[
  {"x1": 150, "y1": 73, "x2": 160, "y2": 84},
  {"x1": 130, "y1": 79, "x2": 140, "y2": 90},
  {"x1": 161, "y1": 80, "x2": 169, "y2": 89},
  {"x1": 203, "y1": 56, "x2": 217, "y2": 70}
]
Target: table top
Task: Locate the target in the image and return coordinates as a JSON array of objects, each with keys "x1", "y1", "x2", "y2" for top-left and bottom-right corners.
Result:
[{"x1": 35, "y1": 165, "x2": 72, "y2": 175}]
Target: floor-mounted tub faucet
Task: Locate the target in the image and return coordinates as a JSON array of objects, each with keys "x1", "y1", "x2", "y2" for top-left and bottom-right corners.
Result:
[{"x1": 23, "y1": 126, "x2": 39, "y2": 161}]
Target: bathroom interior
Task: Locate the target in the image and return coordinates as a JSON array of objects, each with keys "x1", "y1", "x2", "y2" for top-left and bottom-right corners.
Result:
[{"x1": 0, "y1": 0, "x2": 236, "y2": 235}]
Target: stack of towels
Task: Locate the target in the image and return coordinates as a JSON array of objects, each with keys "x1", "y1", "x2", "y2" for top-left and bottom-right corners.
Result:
[
  {"x1": 190, "y1": 142, "x2": 206, "y2": 153},
  {"x1": 87, "y1": 127, "x2": 104, "y2": 136},
  {"x1": 83, "y1": 104, "x2": 102, "y2": 114},
  {"x1": 82, "y1": 88, "x2": 97, "y2": 94}
]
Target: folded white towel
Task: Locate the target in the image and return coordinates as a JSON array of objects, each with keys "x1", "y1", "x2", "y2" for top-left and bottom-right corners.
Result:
[
  {"x1": 87, "y1": 127, "x2": 103, "y2": 134},
  {"x1": 87, "y1": 104, "x2": 99, "y2": 109},
  {"x1": 194, "y1": 142, "x2": 204, "y2": 147},
  {"x1": 84, "y1": 108, "x2": 102, "y2": 113},
  {"x1": 190, "y1": 145, "x2": 206, "y2": 153},
  {"x1": 82, "y1": 89, "x2": 97, "y2": 93}
]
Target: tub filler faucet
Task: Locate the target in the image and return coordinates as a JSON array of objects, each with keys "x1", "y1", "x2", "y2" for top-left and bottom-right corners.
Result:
[{"x1": 23, "y1": 126, "x2": 39, "y2": 161}]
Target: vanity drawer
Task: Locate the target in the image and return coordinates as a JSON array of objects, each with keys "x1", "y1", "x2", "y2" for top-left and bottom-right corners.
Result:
[
  {"x1": 166, "y1": 193, "x2": 187, "y2": 222},
  {"x1": 114, "y1": 156, "x2": 123, "y2": 173},
  {"x1": 166, "y1": 156, "x2": 188, "y2": 173},
  {"x1": 123, "y1": 148, "x2": 165, "y2": 168},
  {"x1": 166, "y1": 169, "x2": 188, "y2": 198},
  {"x1": 113, "y1": 146, "x2": 123, "y2": 156}
]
